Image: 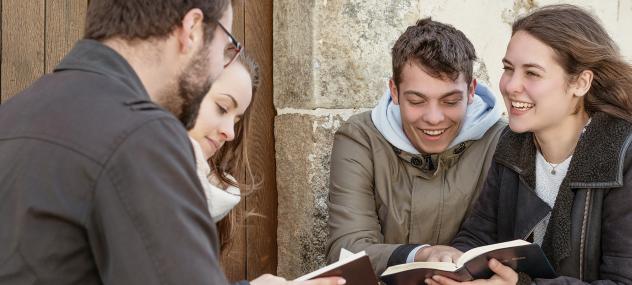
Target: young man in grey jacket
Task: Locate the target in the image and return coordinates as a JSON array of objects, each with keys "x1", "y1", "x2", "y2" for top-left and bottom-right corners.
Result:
[
  {"x1": 326, "y1": 18, "x2": 506, "y2": 274},
  {"x1": 0, "y1": 1, "x2": 340, "y2": 285}
]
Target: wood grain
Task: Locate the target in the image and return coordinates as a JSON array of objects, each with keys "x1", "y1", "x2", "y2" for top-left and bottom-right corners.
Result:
[
  {"x1": 1, "y1": 0, "x2": 45, "y2": 102},
  {"x1": 44, "y1": 0, "x2": 87, "y2": 73}
]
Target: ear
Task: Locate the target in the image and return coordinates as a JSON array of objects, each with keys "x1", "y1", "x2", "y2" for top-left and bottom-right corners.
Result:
[
  {"x1": 467, "y1": 78, "x2": 477, "y2": 105},
  {"x1": 389, "y1": 79, "x2": 400, "y2": 105},
  {"x1": 572, "y1": 70, "x2": 594, "y2": 97},
  {"x1": 177, "y1": 8, "x2": 205, "y2": 54}
]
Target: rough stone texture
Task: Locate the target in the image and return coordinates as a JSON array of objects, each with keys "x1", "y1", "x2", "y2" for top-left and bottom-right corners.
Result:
[
  {"x1": 274, "y1": 0, "x2": 632, "y2": 278},
  {"x1": 275, "y1": 111, "x2": 359, "y2": 278},
  {"x1": 274, "y1": 0, "x2": 419, "y2": 109}
]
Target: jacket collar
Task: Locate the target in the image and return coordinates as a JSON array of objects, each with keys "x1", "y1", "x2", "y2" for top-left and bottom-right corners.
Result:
[
  {"x1": 392, "y1": 141, "x2": 472, "y2": 176},
  {"x1": 54, "y1": 39, "x2": 150, "y2": 102},
  {"x1": 494, "y1": 112, "x2": 632, "y2": 189}
]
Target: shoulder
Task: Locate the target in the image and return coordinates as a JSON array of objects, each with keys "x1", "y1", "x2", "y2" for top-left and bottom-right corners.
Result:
[{"x1": 334, "y1": 111, "x2": 387, "y2": 148}]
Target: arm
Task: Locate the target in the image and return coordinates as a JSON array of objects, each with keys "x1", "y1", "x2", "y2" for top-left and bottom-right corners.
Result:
[
  {"x1": 88, "y1": 118, "x2": 230, "y2": 284},
  {"x1": 326, "y1": 122, "x2": 410, "y2": 274},
  {"x1": 451, "y1": 160, "x2": 502, "y2": 252}
]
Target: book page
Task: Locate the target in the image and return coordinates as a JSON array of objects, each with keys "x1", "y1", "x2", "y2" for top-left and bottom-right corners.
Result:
[
  {"x1": 381, "y1": 261, "x2": 458, "y2": 276},
  {"x1": 456, "y1": 239, "x2": 530, "y2": 267},
  {"x1": 339, "y1": 248, "x2": 354, "y2": 260}
]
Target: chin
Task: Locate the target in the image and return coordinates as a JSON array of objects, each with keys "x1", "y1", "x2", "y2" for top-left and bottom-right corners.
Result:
[{"x1": 508, "y1": 122, "x2": 532, "y2": 134}]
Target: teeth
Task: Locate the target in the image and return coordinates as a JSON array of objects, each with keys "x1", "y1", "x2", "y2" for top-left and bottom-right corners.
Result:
[
  {"x1": 422, "y1": 129, "x2": 445, "y2": 136},
  {"x1": 511, "y1": 101, "x2": 534, "y2": 109}
]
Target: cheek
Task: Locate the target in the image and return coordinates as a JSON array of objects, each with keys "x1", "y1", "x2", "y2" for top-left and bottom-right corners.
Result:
[{"x1": 400, "y1": 104, "x2": 423, "y2": 124}]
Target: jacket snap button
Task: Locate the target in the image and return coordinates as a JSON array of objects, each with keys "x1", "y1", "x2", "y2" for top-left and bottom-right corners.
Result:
[{"x1": 410, "y1": 157, "x2": 422, "y2": 167}]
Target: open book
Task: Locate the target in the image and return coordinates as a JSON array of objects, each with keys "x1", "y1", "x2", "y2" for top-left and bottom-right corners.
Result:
[
  {"x1": 380, "y1": 240, "x2": 557, "y2": 284},
  {"x1": 294, "y1": 249, "x2": 379, "y2": 285}
]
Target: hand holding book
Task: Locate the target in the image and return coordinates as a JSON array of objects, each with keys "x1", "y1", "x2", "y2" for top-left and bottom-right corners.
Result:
[
  {"x1": 415, "y1": 245, "x2": 463, "y2": 263},
  {"x1": 380, "y1": 240, "x2": 556, "y2": 284},
  {"x1": 424, "y1": 258, "x2": 518, "y2": 285}
]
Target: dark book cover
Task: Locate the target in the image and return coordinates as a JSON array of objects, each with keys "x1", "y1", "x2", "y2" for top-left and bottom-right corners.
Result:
[{"x1": 295, "y1": 251, "x2": 379, "y2": 285}]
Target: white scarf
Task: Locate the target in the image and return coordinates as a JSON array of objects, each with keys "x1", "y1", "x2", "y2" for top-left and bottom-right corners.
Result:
[{"x1": 189, "y1": 137, "x2": 241, "y2": 223}]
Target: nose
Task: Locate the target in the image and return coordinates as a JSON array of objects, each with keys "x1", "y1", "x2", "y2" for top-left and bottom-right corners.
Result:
[
  {"x1": 220, "y1": 119, "x2": 235, "y2": 142},
  {"x1": 501, "y1": 72, "x2": 523, "y2": 96},
  {"x1": 422, "y1": 103, "x2": 445, "y2": 125}
]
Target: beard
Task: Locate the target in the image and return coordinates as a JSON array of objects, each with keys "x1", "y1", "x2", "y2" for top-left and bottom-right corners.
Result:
[{"x1": 161, "y1": 46, "x2": 214, "y2": 130}]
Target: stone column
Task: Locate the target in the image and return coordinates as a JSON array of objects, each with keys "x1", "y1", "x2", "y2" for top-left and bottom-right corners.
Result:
[{"x1": 274, "y1": 0, "x2": 632, "y2": 279}]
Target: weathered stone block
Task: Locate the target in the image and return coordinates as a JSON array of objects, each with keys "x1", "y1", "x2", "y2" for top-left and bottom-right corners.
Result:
[
  {"x1": 274, "y1": 0, "x2": 419, "y2": 109},
  {"x1": 275, "y1": 111, "x2": 361, "y2": 278}
]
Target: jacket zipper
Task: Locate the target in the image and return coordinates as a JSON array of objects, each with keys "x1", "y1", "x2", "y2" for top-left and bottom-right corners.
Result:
[{"x1": 579, "y1": 189, "x2": 592, "y2": 280}]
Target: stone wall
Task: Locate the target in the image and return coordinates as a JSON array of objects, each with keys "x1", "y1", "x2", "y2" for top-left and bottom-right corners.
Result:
[{"x1": 274, "y1": 0, "x2": 632, "y2": 278}]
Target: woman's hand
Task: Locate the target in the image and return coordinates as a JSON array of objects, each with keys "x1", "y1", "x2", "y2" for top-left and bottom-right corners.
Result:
[
  {"x1": 250, "y1": 274, "x2": 346, "y2": 285},
  {"x1": 424, "y1": 259, "x2": 518, "y2": 285},
  {"x1": 415, "y1": 245, "x2": 463, "y2": 262}
]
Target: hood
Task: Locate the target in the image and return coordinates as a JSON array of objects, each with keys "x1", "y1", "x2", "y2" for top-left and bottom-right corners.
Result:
[{"x1": 370, "y1": 83, "x2": 502, "y2": 155}]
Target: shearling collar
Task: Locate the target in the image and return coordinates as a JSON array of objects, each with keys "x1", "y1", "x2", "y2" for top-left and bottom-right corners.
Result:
[
  {"x1": 494, "y1": 112, "x2": 632, "y2": 189},
  {"x1": 493, "y1": 112, "x2": 632, "y2": 270}
]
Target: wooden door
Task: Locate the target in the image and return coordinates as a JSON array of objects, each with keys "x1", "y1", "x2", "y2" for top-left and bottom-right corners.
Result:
[{"x1": 222, "y1": 0, "x2": 277, "y2": 282}]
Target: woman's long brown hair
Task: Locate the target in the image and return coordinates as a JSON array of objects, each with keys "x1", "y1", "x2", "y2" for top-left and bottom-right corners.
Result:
[
  {"x1": 513, "y1": 4, "x2": 632, "y2": 123},
  {"x1": 211, "y1": 50, "x2": 262, "y2": 253}
]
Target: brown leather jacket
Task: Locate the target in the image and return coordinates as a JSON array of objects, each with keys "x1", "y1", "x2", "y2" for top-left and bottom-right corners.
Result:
[
  {"x1": 453, "y1": 112, "x2": 632, "y2": 284},
  {"x1": 326, "y1": 111, "x2": 506, "y2": 273}
]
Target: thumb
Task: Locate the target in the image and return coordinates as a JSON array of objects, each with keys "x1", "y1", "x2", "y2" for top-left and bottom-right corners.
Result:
[
  {"x1": 294, "y1": 277, "x2": 346, "y2": 285},
  {"x1": 489, "y1": 259, "x2": 518, "y2": 283}
]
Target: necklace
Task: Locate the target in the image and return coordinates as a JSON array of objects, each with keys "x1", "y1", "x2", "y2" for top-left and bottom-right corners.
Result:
[
  {"x1": 534, "y1": 118, "x2": 592, "y2": 175},
  {"x1": 545, "y1": 160, "x2": 560, "y2": 175}
]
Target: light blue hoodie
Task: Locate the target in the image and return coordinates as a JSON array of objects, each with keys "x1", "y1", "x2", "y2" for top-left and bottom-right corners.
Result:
[{"x1": 370, "y1": 83, "x2": 502, "y2": 155}]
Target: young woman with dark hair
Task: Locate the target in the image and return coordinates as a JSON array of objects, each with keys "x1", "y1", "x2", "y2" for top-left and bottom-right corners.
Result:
[{"x1": 422, "y1": 4, "x2": 632, "y2": 284}]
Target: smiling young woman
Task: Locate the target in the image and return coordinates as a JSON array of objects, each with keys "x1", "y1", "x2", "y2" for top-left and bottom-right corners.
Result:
[{"x1": 422, "y1": 4, "x2": 632, "y2": 285}]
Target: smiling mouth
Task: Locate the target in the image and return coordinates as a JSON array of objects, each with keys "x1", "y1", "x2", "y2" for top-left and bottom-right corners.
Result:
[
  {"x1": 511, "y1": 101, "x2": 535, "y2": 111},
  {"x1": 421, "y1": 128, "x2": 447, "y2": 136}
]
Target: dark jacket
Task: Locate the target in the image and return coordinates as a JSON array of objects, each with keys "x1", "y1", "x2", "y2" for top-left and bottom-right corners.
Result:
[
  {"x1": 452, "y1": 112, "x2": 632, "y2": 284},
  {"x1": 0, "y1": 40, "x2": 245, "y2": 285}
]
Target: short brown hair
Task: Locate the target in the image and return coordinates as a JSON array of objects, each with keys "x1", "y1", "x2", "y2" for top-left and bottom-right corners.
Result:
[
  {"x1": 85, "y1": 0, "x2": 230, "y2": 43},
  {"x1": 513, "y1": 5, "x2": 632, "y2": 122},
  {"x1": 392, "y1": 18, "x2": 477, "y2": 87}
]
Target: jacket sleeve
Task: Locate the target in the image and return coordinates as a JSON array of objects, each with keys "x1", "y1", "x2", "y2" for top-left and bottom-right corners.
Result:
[
  {"x1": 451, "y1": 160, "x2": 501, "y2": 252},
  {"x1": 87, "y1": 118, "x2": 231, "y2": 285},
  {"x1": 326, "y1": 122, "x2": 406, "y2": 274},
  {"x1": 530, "y1": 147, "x2": 632, "y2": 285}
]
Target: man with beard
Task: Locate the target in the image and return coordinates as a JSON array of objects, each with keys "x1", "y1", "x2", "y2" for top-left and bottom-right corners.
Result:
[{"x1": 0, "y1": 1, "x2": 343, "y2": 285}]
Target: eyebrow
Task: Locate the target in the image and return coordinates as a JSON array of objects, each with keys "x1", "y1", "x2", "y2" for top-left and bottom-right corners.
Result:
[
  {"x1": 402, "y1": 90, "x2": 463, "y2": 99},
  {"x1": 219, "y1": 93, "x2": 238, "y2": 108},
  {"x1": 502, "y1": 58, "x2": 546, "y2": 71}
]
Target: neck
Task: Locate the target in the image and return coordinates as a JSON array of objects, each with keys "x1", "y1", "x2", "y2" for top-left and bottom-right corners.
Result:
[
  {"x1": 534, "y1": 112, "x2": 590, "y2": 163},
  {"x1": 102, "y1": 37, "x2": 179, "y2": 103}
]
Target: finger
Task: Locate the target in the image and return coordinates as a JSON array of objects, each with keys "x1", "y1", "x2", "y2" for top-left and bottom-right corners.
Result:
[
  {"x1": 427, "y1": 254, "x2": 440, "y2": 262},
  {"x1": 296, "y1": 277, "x2": 346, "y2": 285},
  {"x1": 425, "y1": 278, "x2": 440, "y2": 285},
  {"x1": 488, "y1": 259, "x2": 518, "y2": 283},
  {"x1": 439, "y1": 254, "x2": 453, "y2": 263},
  {"x1": 431, "y1": 275, "x2": 461, "y2": 285}
]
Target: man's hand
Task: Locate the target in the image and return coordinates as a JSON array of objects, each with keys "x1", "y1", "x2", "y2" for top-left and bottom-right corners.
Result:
[
  {"x1": 415, "y1": 245, "x2": 463, "y2": 262},
  {"x1": 250, "y1": 274, "x2": 346, "y2": 285},
  {"x1": 424, "y1": 259, "x2": 518, "y2": 285}
]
